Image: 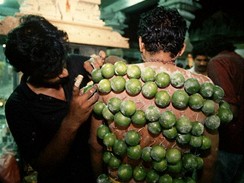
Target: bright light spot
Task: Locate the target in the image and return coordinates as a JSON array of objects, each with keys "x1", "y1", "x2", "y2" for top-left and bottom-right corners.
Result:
[{"x1": 0, "y1": 0, "x2": 4, "y2": 5}]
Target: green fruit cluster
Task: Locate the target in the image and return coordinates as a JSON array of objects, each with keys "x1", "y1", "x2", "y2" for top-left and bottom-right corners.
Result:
[{"x1": 92, "y1": 62, "x2": 233, "y2": 182}]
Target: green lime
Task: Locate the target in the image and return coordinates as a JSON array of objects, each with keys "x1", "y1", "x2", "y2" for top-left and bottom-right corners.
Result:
[
  {"x1": 147, "y1": 121, "x2": 162, "y2": 135},
  {"x1": 176, "y1": 115, "x2": 192, "y2": 134},
  {"x1": 102, "y1": 105, "x2": 114, "y2": 122},
  {"x1": 189, "y1": 135, "x2": 203, "y2": 148},
  {"x1": 127, "y1": 64, "x2": 141, "y2": 79},
  {"x1": 158, "y1": 174, "x2": 173, "y2": 183},
  {"x1": 110, "y1": 76, "x2": 126, "y2": 93},
  {"x1": 217, "y1": 107, "x2": 233, "y2": 124},
  {"x1": 199, "y1": 82, "x2": 214, "y2": 98},
  {"x1": 103, "y1": 151, "x2": 112, "y2": 164},
  {"x1": 172, "y1": 178, "x2": 185, "y2": 183},
  {"x1": 219, "y1": 100, "x2": 231, "y2": 110},
  {"x1": 200, "y1": 135, "x2": 212, "y2": 150},
  {"x1": 204, "y1": 114, "x2": 220, "y2": 131},
  {"x1": 141, "y1": 67, "x2": 156, "y2": 82},
  {"x1": 162, "y1": 127, "x2": 178, "y2": 140},
  {"x1": 170, "y1": 71, "x2": 185, "y2": 88},
  {"x1": 145, "y1": 105, "x2": 160, "y2": 122},
  {"x1": 150, "y1": 145, "x2": 166, "y2": 161},
  {"x1": 114, "y1": 61, "x2": 127, "y2": 76},
  {"x1": 91, "y1": 68, "x2": 103, "y2": 83},
  {"x1": 201, "y1": 99, "x2": 216, "y2": 116},
  {"x1": 114, "y1": 112, "x2": 131, "y2": 127},
  {"x1": 191, "y1": 122, "x2": 204, "y2": 136},
  {"x1": 176, "y1": 133, "x2": 191, "y2": 145},
  {"x1": 142, "y1": 81, "x2": 158, "y2": 99},
  {"x1": 159, "y1": 110, "x2": 176, "y2": 129},
  {"x1": 212, "y1": 85, "x2": 225, "y2": 103},
  {"x1": 127, "y1": 144, "x2": 142, "y2": 160},
  {"x1": 155, "y1": 90, "x2": 171, "y2": 108},
  {"x1": 103, "y1": 133, "x2": 116, "y2": 148},
  {"x1": 141, "y1": 146, "x2": 152, "y2": 162},
  {"x1": 93, "y1": 101, "x2": 106, "y2": 117},
  {"x1": 172, "y1": 90, "x2": 189, "y2": 109},
  {"x1": 113, "y1": 139, "x2": 127, "y2": 156},
  {"x1": 185, "y1": 177, "x2": 196, "y2": 183},
  {"x1": 101, "y1": 63, "x2": 115, "y2": 79},
  {"x1": 182, "y1": 153, "x2": 198, "y2": 171},
  {"x1": 125, "y1": 78, "x2": 142, "y2": 96},
  {"x1": 108, "y1": 155, "x2": 121, "y2": 169},
  {"x1": 131, "y1": 110, "x2": 147, "y2": 126},
  {"x1": 146, "y1": 169, "x2": 160, "y2": 183},
  {"x1": 118, "y1": 164, "x2": 133, "y2": 182},
  {"x1": 97, "y1": 124, "x2": 110, "y2": 139},
  {"x1": 98, "y1": 79, "x2": 111, "y2": 94},
  {"x1": 167, "y1": 160, "x2": 183, "y2": 173},
  {"x1": 152, "y1": 158, "x2": 167, "y2": 172},
  {"x1": 83, "y1": 84, "x2": 93, "y2": 93},
  {"x1": 125, "y1": 130, "x2": 141, "y2": 146},
  {"x1": 184, "y1": 78, "x2": 200, "y2": 95},
  {"x1": 188, "y1": 93, "x2": 204, "y2": 110},
  {"x1": 97, "y1": 173, "x2": 111, "y2": 183},
  {"x1": 107, "y1": 97, "x2": 122, "y2": 114},
  {"x1": 155, "y1": 72, "x2": 170, "y2": 88},
  {"x1": 166, "y1": 148, "x2": 181, "y2": 164},
  {"x1": 196, "y1": 156, "x2": 204, "y2": 169},
  {"x1": 133, "y1": 165, "x2": 147, "y2": 182},
  {"x1": 120, "y1": 100, "x2": 136, "y2": 117}
]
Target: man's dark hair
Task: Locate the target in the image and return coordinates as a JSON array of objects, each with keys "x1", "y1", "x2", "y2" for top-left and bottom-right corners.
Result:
[
  {"x1": 137, "y1": 6, "x2": 187, "y2": 58},
  {"x1": 5, "y1": 15, "x2": 69, "y2": 81},
  {"x1": 191, "y1": 42, "x2": 209, "y2": 58}
]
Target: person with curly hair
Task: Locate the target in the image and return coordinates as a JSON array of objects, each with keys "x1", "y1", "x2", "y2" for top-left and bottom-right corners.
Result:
[{"x1": 4, "y1": 15, "x2": 104, "y2": 183}]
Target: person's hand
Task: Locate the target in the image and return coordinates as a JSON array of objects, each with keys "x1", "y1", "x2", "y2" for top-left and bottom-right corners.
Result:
[
  {"x1": 66, "y1": 75, "x2": 99, "y2": 127},
  {"x1": 84, "y1": 50, "x2": 106, "y2": 74}
]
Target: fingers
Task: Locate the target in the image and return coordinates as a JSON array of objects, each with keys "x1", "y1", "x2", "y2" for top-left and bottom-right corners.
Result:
[
  {"x1": 73, "y1": 74, "x2": 83, "y2": 95},
  {"x1": 84, "y1": 51, "x2": 106, "y2": 74}
]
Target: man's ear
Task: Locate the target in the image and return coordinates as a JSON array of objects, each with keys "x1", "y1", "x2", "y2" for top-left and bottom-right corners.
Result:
[{"x1": 138, "y1": 36, "x2": 144, "y2": 53}]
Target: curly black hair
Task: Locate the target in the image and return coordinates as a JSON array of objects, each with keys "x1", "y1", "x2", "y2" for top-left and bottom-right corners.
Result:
[
  {"x1": 137, "y1": 6, "x2": 187, "y2": 58},
  {"x1": 5, "y1": 15, "x2": 69, "y2": 81}
]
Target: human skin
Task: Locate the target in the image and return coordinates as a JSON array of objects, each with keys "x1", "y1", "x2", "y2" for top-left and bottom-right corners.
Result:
[{"x1": 89, "y1": 62, "x2": 219, "y2": 183}]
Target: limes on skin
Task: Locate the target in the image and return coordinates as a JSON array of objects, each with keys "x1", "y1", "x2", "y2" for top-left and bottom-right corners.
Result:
[
  {"x1": 91, "y1": 68, "x2": 103, "y2": 83},
  {"x1": 97, "y1": 124, "x2": 110, "y2": 139},
  {"x1": 191, "y1": 122, "x2": 204, "y2": 136},
  {"x1": 201, "y1": 135, "x2": 212, "y2": 150},
  {"x1": 217, "y1": 107, "x2": 233, "y2": 124},
  {"x1": 204, "y1": 114, "x2": 221, "y2": 131},
  {"x1": 165, "y1": 148, "x2": 182, "y2": 164},
  {"x1": 108, "y1": 155, "x2": 121, "y2": 169},
  {"x1": 113, "y1": 139, "x2": 127, "y2": 156},
  {"x1": 101, "y1": 63, "x2": 115, "y2": 79},
  {"x1": 118, "y1": 164, "x2": 133, "y2": 182},
  {"x1": 155, "y1": 72, "x2": 170, "y2": 88},
  {"x1": 146, "y1": 169, "x2": 160, "y2": 183},
  {"x1": 184, "y1": 78, "x2": 200, "y2": 95},
  {"x1": 159, "y1": 110, "x2": 176, "y2": 129},
  {"x1": 189, "y1": 135, "x2": 203, "y2": 148},
  {"x1": 107, "y1": 97, "x2": 122, "y2": 114},
  {"x1": 188, "y1": 93, "x2": 204, "y2": 110},
  {"x1": 200, "y1": 82, "x2": 214, "y2": 98},
  {"x1": 110, "y1": 76, "x2": 126, "y2": 93},
  {"x1": 127, "y1": 145, "x2": 142, "y2": 160},
  {"x1": 158, "y1": 174, "x2": 173, "y2": 183},
  {"x1": 141, "y1": 146, "x2": 152, "y2": 162},
  {"x1": 102, "y1": 106, "x2": 114, "y2": 122},
  {"x1": 176, "y1": 133, "x2": 191, "y2": 145},
  {"x1": 141, "y1": 67, "x2": 156, "y2": 82},
  {"x1": 176, "y1": 115, "x2": 192, "y2": 134},
  {"x1": 98, "y1": 79, "x2": 111, "y2": 94},
  {"x1": 155, "y1": 90, "x2": 171, "y2": 108},
  {"x1": 93, "y1": 101, "x2": 106, "y2": 117},
  {"x1": 103, "y1": 151, "x2": 113, "y2": 164},
  {"x1": 167, "y1": 160, "x2": 183, "y2": 174},
  {"x1": 182, "y1": 153, "x2": 198, "y2": 172},
  {"x1": 97, "y1": 174, "x2": 111, "y2": 183},
  {"x1": 103, "y1": 132, "x2": 116, "y2": 148},
  {"x1": 202, "y1": 99, "x2": 215, "y2": 116},
  {"x1": 170, "y1": 71, "x2": 185, "y2": 88},
  {"x1": 212, "y1": 85, "x2": 225, "y2": 103},
  {"x1": 125, "y1": 78, "x2": 142, "y2": 96},
  {"x1": 114, "y1": 112, "x2": 131, "y2": 127},
  {"x1": 147, "y1": 121, "x2": 162, "y2": 135},
  {"x1": 142, "y1": 81, "x2": 158, "y2": 99},
  {"x1": 172, "y1": 90, "x2": 189, "y2": 109},
  {"x1": 127, "y1": 64, "x2": 141, "y2": 79},
  {"x1": 133, "y1": 165, "x2": 147, "y2": 182},
  {"x1": 152, "y1": 159, "x2": 167, "y2": 172},
  {"x1": 114, "y1": 61, "x2": 127, "y2": 76},
  {"x1": 120, "y1": 100, "x2": 136, "y2": 117},
  {"x1": 150, "y1": 145, "x2": 166, "y2": 161},
  {"x1": 162, "y1": 127, "x2": 178, "y2": 140},
  {"x1": 125, "y1": 130, "x2": 141, "y2": 146},
  {"x1": 131, "y1": 110, "x2": 147, "y2": 126},
  {"x1": 145, "y1": 105, "x2": 160, "y2": 122}
]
